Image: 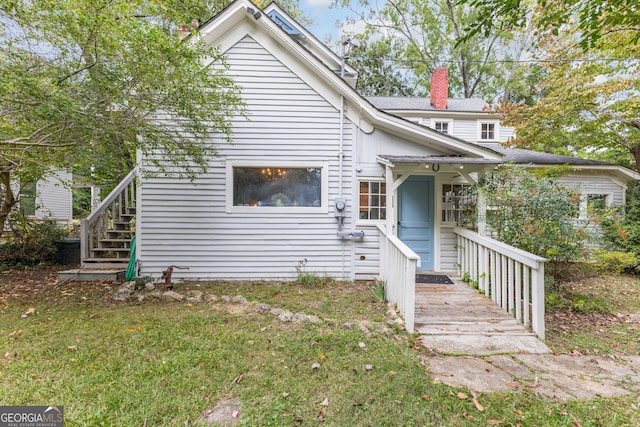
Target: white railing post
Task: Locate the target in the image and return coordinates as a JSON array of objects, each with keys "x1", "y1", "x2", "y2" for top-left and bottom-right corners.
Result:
[{"x1": 531, "y1": 261, "x2": 545, "y2": 339}]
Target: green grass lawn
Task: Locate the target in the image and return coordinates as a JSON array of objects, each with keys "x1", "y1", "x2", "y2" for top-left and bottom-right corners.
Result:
[{"x1": 1, "y1": 272, "x2": 639, "y2": 426}]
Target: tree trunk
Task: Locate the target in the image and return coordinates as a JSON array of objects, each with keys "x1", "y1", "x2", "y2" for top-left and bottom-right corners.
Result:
[
  {"x1": 631, "y1": 144, "x2": 640, "y2": 175},
  {"x1": 0, "y1": 172, "x2": 17, "y2": 239}
]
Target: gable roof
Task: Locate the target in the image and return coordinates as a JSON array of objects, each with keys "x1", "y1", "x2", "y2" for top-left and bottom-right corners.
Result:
[{"x1": 197, "y1": 0, "x2": 502, "y2": 160}]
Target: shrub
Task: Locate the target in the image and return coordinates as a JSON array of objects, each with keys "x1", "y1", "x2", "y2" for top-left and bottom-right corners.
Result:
[
  {"x1": 479, "y1": 166, "x2": 587, "y2": 263},
  {"x1": 593, "y1": 250, "x2": 638, "y2": 274},
  {"x1": 0, "y1": 213, "x2": 68, "y2": 267}
]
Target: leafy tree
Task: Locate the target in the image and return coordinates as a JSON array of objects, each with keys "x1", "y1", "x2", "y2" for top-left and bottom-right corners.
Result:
[
  {"x1": 496, "y1": 29, "x2": 640, "y2": 171},
  {"x1": 0, "y1": 0, "x2": 247, "y2": 237},
  {"x1": 339, "y1": 0, "x2": 528, "y2": 101},
  {"x1": 458, "y1": 0, "x2": 640, "y2": 50},
  {"x1": 480, "y1": 166, "x2": 586, "y2": 262},
  {"x1": 348, "y1": 38, "x2": 415, "y2": 96}
]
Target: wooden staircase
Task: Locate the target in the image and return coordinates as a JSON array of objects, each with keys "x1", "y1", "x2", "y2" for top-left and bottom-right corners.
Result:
[{"x1": 81, "y1": 168, "x2": 137, "y2": 270}]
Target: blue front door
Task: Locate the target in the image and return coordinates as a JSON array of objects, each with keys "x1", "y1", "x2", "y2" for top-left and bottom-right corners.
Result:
[{"x1": 398, "y1": 176, "x2": 435, "y2": 270}]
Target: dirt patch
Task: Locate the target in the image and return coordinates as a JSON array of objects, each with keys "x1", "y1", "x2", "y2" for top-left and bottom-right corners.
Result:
[{"x1": 0, "y1": 265, "x2": 120, "y2": 307}]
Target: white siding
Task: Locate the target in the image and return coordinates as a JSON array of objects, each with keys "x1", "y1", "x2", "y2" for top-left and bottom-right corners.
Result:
[
  {"x1": 557, "y1": 175, "x2": 625, "y2": 206},
  {"x1": 439, "y1": 227, "x2": 458, "y2": 272},
  {"x1": 35, "y1": 170, "x2": 72, "y2": 223},
  {"x1": 139, "y1": 36, "x2": 358, "y2": 281}
]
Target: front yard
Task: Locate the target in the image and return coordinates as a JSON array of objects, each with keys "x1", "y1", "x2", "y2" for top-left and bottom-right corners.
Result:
[{"x1": 0, "y1": 266, "x2": 639, "y2": 426}]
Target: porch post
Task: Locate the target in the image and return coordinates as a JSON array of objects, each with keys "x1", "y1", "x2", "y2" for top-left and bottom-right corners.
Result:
[{"x1": 385, "y1": 164, "x2": 394, "y2": 235}]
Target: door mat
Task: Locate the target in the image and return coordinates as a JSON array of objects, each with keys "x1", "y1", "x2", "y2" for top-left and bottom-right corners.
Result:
[{"x1": 416, "y1": 274, "x2": 454, "y2": 284}]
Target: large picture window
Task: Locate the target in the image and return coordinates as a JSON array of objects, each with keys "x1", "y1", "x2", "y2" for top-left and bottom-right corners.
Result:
[
  {"x1": 233, "y1": 167, "x2": 322, "y2": 207},
  {"x1": 359, "y1": 181, "x2": 386, "y2": 220}
]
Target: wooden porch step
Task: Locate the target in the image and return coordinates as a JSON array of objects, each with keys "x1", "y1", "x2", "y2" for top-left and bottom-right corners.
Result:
[
  {"x1": 90, "y1": 247, "x2": 131, "y2": 252},
  {"x1": 99, "y1": 238, "x2": 132, "y2": 244}
]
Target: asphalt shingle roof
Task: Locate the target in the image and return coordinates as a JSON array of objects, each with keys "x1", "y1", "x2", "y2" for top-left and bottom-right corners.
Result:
[
  {"x1": 366, "y1": 96, "x2": 489, "y2": 112},
  {"x1": 477, "y1": 143, "x2": 609, "y2": 166}
]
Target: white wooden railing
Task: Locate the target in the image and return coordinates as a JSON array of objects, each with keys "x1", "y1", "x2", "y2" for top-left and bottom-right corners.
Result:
[
  {"x1": 81, "y1": 168, "x2": 138, "y2": 264},
  {"x1": 454, "y1": 227, "x2": 547, "y2": 339},
  {"x1": 377, "y1": 225, "x2": 419, "y2": 333}
]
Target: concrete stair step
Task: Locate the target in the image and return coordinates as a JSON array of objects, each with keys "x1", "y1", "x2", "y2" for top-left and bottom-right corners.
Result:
[{"x1": 58, "y1": 268, "x2": 127, "y2": 282}]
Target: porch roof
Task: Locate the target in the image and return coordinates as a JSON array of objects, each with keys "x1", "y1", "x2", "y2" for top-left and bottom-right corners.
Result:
[{"x1": 378, "y1": 155, "x2": 502, "y2": 166}]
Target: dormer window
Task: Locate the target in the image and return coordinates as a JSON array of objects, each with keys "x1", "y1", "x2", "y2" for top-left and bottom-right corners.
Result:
[
  {"x1": 478, "y1": 121, "x2": 500, "y2": 141},
  {"x1": 431, "y1": 119, "x2": 453, "y2": 135}
]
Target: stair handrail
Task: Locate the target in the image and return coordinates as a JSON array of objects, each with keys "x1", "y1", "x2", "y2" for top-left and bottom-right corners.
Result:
[
  {"x1": 84, "y1": 167, "x2": 138, "y2": 224},
  {"x1": 81, "y1": 167, "x2": 138, "y2": 262}
]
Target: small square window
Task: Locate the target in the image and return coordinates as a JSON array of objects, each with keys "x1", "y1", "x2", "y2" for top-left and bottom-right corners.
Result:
[
  {"x1": 434, "y1": 121, "x2": 449, "y2": 134},
  {"x1": 480, "y1": 123, "x2": 495, "y2": 140},
  {"x1": 359, "y1": 181, "x2": 386, "y2": 220}
]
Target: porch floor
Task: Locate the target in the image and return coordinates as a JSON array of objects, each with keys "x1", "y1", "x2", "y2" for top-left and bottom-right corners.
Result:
[{"x1": 415, "y1": 275, "x2": 550, "y2": 355}]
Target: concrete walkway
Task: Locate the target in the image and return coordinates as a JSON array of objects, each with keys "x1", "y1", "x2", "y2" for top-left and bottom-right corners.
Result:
[
  {"x1": 428, "y1": 354, "x2": 640, "y2": 400},
  {"x1": 415, "y1": 279, "x2": 550, "y2": 355},
  {"x1": 415, "y1": 276, "x2": 640, "y2": 400}
]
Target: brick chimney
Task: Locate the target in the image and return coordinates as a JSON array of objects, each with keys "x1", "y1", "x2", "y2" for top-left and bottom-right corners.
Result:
[{"x1": 430, "y1": 67, "x2": 448, "y2": 110}]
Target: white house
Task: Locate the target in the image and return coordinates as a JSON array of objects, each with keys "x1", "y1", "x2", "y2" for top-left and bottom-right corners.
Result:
[
  {"x1": 17, "y1": 169, "x2": 73, "y2": 228},
  {"x1": 80, "y1": 0, "x2": 638, "y2": 336}
]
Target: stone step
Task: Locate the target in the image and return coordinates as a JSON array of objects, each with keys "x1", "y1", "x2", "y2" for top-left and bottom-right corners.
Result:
[
  {"x1": 421, "y1": 334, "x2": 550, "y2": 355},
  {"x1": 58, "y1": 268, "x2": 127, "y2": 282}
]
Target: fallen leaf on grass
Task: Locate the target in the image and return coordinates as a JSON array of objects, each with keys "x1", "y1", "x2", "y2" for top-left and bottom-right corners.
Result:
[
  {"x1": 232, "y1": 410, "x2": 239, "y2": 419},
  {"x1": 24, "y1": 307, "x2": 36, "y2": 315},
  {"x1": 365, "y1": 364, "x2": 373, "y2": 371},
  {"x1": 233, "y1": 374, "x2": 243, "y2": 383},
  {"x1": 320, "y1": 397, "x2": 329, "y2": 407},
  {"x1": 421, "y1": 395, "x2": 430, "y2": 401},
  {"x1": 4, "y1": 351, "x2": 10, "y2": 359},
  {"x1": 457, "y1": 392, "x2": 468, "y2": 399},
  {"x1": 317, "y1": 406, "x2": 326, "y2": 420},
  {"x1": 359, "y1": 342, "x2": 366, "y2": 348},
  {"x1": 89, "y1": 313, "x2": 97, "y2": 319},
  {"x1": 471, "y1": 397, "x2": 484, "y2": 412},
  {"x1": 487, "y1": 419, "x2": 502, "y2": 425},
  {"x1": 311, "y1": 362, "x2": 321, "y2": 370},
  {"x1": 8, "y1": 330, "x2": 22, "y2": 337},
  {"x1": 68, "y1": 345, "x2": 77, "y2": 351}
]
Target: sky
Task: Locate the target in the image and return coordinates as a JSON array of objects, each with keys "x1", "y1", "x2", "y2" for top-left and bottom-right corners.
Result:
[{"x1": 300, "y1": 0, "x2": 358, "y2": 45}]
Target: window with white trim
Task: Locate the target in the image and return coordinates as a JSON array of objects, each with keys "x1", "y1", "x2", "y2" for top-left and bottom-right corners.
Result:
[
  {"x1": 19, "y1": 181, "x2": 36, "y2": 216},
  {"x1": 478, "y1": 121, "x2": 499, "y2": 141},
  {"x1": 359, "y1": 180, "x2": 386, "y2": 220},
  {"x1": 442, "y1": 183, "x2": 477, "y2": 227},
  {"x1": 233, "y1": 167, "x2": 322, "y2": 207},
  {"x1": 433, "y1": 120, "x2": 451, "y2": 134},
  {"x1": 579, "y1": 193, "x2": 611, "y2": 218}
]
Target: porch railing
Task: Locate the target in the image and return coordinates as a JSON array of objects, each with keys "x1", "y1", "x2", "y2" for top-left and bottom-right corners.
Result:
[
  {"x1": 454, "y1": 227, "x2": 547, "y2": 339},
  {"x1": 377, "y1": 225, "x2": 419, "y2": 333},
  {"x1": 80, "y1": 168, "x2": 138, "y2": 264}
]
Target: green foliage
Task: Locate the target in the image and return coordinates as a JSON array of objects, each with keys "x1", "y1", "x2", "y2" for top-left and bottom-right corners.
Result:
[
  {"x1": 370, "y1": 278, "x2": 386, "y2": 302},
  {"x1": 598, "y1": 183, "x2": 640, "y2": 270},
  {"x1": 0, "y1": 214, "x2": 68, "y2": 267},
  {"x1": 460, "y1": 0, "x2": 640, "y2": 50},
  {"x1": 294, "y1": 258, "x2": 334, "y2": 287},
  {"x1": 546, "y1": 290, "x2": 611, "y2": 314},
  {"x1": 0, "y1": 0, "x2": 247, "y2": 236},
  {"x1": 593, "y1": 250, "x2": 638, "y2": 274},
  {"x1": 480, "y1": 167, "x2": 587, "y2": 262},
  {"x1": 340, "y1": 0, "x2": 522, "y2": 101}
]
